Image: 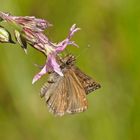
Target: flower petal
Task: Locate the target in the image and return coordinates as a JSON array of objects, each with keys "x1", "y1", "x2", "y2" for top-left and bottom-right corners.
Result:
[
  {"x1": 49, "y1": 54, "x2": 63, "y2": 76},
  {"x1": 69, "y1": 24, "x2": 80, "y2": 39},
  {"x1": 55, "y1": 24, "x2": 80, "y2": 53},
  {"x1": 55, "y1": 39, "x2": 69, "y2": 53},
  {"x1": 32, "y1": 64, "x2": 48, "y2": 84}
]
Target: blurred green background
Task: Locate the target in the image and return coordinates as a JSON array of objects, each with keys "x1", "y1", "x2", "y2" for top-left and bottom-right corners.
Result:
[{"x1": 0, "y1": 0, "x2": 140, "y2": 140}]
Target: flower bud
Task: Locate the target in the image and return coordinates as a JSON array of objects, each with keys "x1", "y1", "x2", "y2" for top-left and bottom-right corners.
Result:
[
  {"x1": 0, "y1": 26, "x2": 15, "y2": 43},
  {"x1": 14, "y1": 30, "x2": 27, "y2": 54}
]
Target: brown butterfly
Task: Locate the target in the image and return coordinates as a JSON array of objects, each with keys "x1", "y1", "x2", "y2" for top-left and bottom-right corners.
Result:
[{"x1": 40, "y1": 54, "x2": 101, "y2": 116}]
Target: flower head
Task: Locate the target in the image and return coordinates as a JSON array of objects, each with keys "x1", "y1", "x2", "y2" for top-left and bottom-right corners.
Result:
[
  {"x1": 32, "y1": 24, "x2": 80, "y2": 84},
  {"x1": 0, "y1": 12, "x2": 80, "y2": 83}
]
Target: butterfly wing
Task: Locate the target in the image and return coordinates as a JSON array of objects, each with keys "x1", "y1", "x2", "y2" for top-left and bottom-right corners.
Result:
[
  {"x1": 40, "y1": 69, "x2": 88, "y2": 116},
  {"x1": 72, "y1": 66, "x2": 101, "y2": 94},
  {"x1": 41, "y1": 72, "x2": 68, "y2": 116},
  {"x1": 65, "y1": 69, "x2": 88, "y2": 114}
]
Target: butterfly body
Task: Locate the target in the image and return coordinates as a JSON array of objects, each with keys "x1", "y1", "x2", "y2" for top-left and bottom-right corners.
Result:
[{"x1": 41, "y1": 55, "x2": 101, "y2": 116}]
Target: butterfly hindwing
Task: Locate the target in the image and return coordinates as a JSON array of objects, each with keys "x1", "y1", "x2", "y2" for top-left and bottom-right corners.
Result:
[{"x1": 41, "y1": 72, "x2": 68, "y2": 116}]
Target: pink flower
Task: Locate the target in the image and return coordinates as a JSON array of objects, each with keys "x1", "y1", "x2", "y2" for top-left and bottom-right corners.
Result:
[
  {"x1": 0, "y1": 12, "x2": 80, "y2": 83},
  {"x1": 32, "y1": 24, "x2": 80, "y2": 84}
]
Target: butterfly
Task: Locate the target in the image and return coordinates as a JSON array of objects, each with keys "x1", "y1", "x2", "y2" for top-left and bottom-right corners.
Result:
[{"x1": 40, "y1": 54, "x2": 101, "y2": 116}]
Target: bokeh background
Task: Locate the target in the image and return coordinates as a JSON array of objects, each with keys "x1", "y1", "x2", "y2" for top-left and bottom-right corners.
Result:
[{"x1": 0, "y1": 0, "x2": 140, "y2": 140}]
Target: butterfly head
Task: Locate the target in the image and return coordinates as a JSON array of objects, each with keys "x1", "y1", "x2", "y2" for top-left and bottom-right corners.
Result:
[{"x1": 59, "y1": 54, "x2": 76, "y2": 69}]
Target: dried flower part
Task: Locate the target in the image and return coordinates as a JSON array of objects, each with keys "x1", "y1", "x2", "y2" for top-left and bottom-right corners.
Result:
[
  {"x1": 14, "y1": 30, "x2": 27, "y2": 54},
  {"x1": 13, "y1": 16, "x2": 52, "y2": 32},
  {"x1": 0, "y1": 26, "x2": 15, "y2": 43},
  {"x1": 23, "y1": 28, "x2": 40, "y2": 44},
  {"x1": 23, "y1": 28, "x2": 50, "y2": 54},
  {"x1": 0, "y1": 12, "x2": 52, "y2": 32}
]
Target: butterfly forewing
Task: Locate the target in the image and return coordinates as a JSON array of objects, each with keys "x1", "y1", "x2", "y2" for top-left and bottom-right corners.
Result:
[
  {"x1": 65, "y1": 69, "x2": 88, "y2": 114},
  {"x1": 72, "y1": 67, "x2": 101, "y2": 94}
]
